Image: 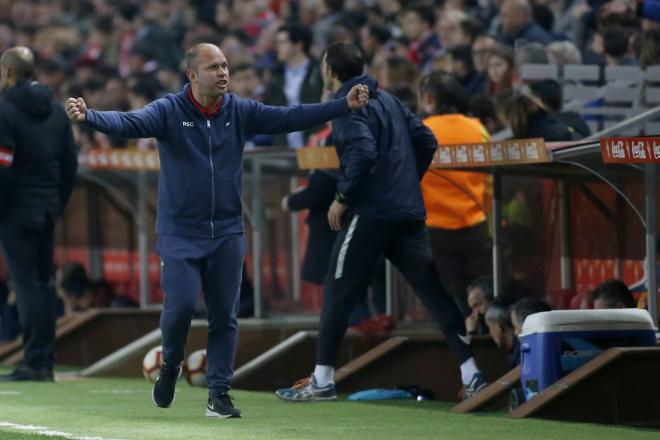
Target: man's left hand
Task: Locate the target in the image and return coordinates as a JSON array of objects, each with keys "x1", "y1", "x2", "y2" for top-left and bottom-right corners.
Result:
[
  {"x1": 346, "y1": 85, "x2": 369, "y2": 110},
  {"x1": 328, "y1": 200, "x2": 348, "y2": 232}
]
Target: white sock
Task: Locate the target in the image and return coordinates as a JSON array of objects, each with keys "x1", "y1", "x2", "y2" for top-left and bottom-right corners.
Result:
[
  {"x1": 460, "y1": 357, "x2": 480, "y2": 385},
  {"x1": 313, "y1": 365, "x2": 335, "y2": 387}
]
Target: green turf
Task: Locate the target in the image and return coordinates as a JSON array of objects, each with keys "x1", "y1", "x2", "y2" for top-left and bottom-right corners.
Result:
[{"x1": 0, "y1": 377, "x2": 658, "y2": 440}]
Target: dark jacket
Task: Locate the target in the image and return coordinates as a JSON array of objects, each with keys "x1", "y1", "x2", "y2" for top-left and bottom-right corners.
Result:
[
  {"x1": 641, "y1": 0, "x2": 660, "y2": 21},
  {"x1": 526, "y1": 113, "x2": 576, "y2": 141},
  {"x1": 559, "y1": 111, "x2": 590, "y2": 138},
  {"x1": 263, "y1": 58, "x2": 324, "y2": 146},
  {"x1": 332, "y1": 75, "x2": 437, "y2": 220},
  {"x1": 501, "y1": 22, "x2": 554, "y2": 46},
  {"x1": 84, "y1": 84, "x2": 351, "y2": 238},
  {"x1": 0, "y1": 79, "x2": 78, "y2": 229},
  {"x1": 287, "y1": 170, "x2": 338, "y2": 284}
]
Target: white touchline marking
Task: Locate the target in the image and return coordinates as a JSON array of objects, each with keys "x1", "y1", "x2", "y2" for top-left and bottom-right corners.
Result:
[
  {"x1": 88, "y1": 389, "x2": 140, "y2": 394},
  {"x1": 0, "y1": 421, "x2": 127, "y2": 440},
  {"x1": 0, "y1": 391, "x2": 20, "y2": 395}
]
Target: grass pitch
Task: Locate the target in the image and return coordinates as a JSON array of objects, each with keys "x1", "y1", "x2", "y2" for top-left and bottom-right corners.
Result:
[{"x1": 0, "y1": 376, "x2": 658, "y2": 439}]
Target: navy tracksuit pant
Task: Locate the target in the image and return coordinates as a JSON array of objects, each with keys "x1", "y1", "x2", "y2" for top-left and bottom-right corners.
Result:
[
  {"x1": 317, "y1": 216, "x2": 473, "y2": 367},
  {"x1": 157, "y1": 233, "x2": 246, "y2": 396}
]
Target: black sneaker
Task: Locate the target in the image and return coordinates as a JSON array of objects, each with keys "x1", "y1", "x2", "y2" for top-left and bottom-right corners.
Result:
[
  {"x1": 151, "y1": 363, "x2": 182, "y2": 408},
  {"x1": 206, "y1": 393, "x2": 241, "y2": 418},
  {"x1": 462, "y1": 372, "x2": 488, "y2": 401},
  {"x1": 0, "y1": 365, "x2": 53, "y2": 382}
]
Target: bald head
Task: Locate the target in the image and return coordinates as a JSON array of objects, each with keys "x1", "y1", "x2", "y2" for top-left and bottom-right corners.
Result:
[
  {"x1": 185, "y1": 43, "x2": 223, "y2": 71},
  {"x1": 185, "y1": 42, "x2": 229, "y2": 104},
  {"x1": 0, "y1": 46, "x2": 35, "y2": 80}
]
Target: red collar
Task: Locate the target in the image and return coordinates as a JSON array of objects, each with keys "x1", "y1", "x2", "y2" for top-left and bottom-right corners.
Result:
[{"x1": 188, "y1": 88, "x2": 222, "y2": 119}]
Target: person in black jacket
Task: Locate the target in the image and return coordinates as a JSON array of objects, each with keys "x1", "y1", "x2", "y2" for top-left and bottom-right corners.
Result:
[
  {"x1": 263, "y1": 23, "x2": 324, "y2": 148},
  {"x1": 282, "y1": 170, "x2": 338, "y2": 286},
  {"x1": 276, "y1": 43, "x2": 487, "y2": 403},
  {"x1": 0, "y1": 46, "x2": 78, "y2": 381}
]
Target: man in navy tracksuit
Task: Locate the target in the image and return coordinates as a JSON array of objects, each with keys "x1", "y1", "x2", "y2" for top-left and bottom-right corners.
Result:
[
  {"x1": 276, "y1": 43, "x2": 488, "y2": 403},
  {"x1": 65, "y1": 43, "x2": 369, "y2": 418}
]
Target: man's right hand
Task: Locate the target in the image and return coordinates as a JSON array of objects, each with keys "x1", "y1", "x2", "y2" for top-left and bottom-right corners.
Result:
[
  {"x1": 465, "y1": 311, "x2": 479, "y2": 334},
  {"x1": 65, "y1": 97, "x2": 87, "y2": 122}
]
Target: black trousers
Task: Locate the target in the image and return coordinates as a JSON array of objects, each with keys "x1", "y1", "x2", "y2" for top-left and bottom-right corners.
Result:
[
  {"x1": 0, "y1": 223, "x2": 56, "y2": 370},
  {"x1": 317, "y1": 215, "x2": 473, "y2": 366}
]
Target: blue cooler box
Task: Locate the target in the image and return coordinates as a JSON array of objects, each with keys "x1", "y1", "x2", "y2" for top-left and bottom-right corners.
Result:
[{"x1": 520, "y1": 309, "x2": 656, "y2": 401}]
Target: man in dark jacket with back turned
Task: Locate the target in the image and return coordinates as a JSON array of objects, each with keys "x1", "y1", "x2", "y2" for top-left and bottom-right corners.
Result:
[
  {"x1": 0, "y1": 46, "x2": 78, "y2": 382},
  {"x1": 65, "y1": 43, "x2": 369, "y2": 418},
  {"x1": 276, "y1": 42, "x2": 488, "y2": 403}
]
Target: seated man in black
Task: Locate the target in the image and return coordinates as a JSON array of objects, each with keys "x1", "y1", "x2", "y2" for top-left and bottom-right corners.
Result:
[{"x1": 592, "y1": 279, "x2": 636, "y2": 309}]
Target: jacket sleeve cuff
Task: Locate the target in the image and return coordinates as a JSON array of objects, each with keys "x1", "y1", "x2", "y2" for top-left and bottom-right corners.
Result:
[{"x1": 83, "y1": 109, "x2": 98, "y2": 127}]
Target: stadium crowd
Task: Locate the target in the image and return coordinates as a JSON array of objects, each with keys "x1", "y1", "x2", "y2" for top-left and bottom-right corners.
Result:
[{"x1": 0, "y1": 0, "x2": 659, "y2": 152}]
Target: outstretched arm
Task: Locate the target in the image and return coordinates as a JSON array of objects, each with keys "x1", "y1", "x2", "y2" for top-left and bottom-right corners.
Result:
[
  {"x1": 242, "y1": 85, "x2": 369, "y2": 135},
  {"x1": 66, "y1": 97, "x2": 166, "y2": 139}
]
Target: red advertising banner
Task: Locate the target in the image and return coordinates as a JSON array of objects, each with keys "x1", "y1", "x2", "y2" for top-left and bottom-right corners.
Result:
[{"x1": 600, "y1": 136, "x2": 660, "y2": 164}]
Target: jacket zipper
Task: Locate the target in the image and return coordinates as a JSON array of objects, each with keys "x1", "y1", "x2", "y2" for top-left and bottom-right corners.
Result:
[{"x1": 207, "y1": 119, "x2": 215, "y2": 238}]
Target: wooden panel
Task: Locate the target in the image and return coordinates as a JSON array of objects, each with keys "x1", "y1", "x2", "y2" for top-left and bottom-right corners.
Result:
[
  {"x1": 296, "y1": 147, "x2": 340, "y2": 170},
  {"x1": 451, "y1": 366, "x2": 521, "y2": 413},
  {"x1": 509, "y1": 347, "x2": 660, "y2": 428}
]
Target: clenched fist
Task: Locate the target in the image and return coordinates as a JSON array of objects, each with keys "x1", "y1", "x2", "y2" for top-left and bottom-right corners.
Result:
[
  {"x1": 65, "y1": 97, "x2": 87, "y2": 123},
  {"x1": 346, "y1": 85, "x2": 369, "y2": 110}
]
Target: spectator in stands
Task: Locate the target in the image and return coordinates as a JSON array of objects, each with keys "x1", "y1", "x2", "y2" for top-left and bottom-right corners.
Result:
[
  {"x1": 472, "y1": 33, "x2": 498, "y2": 76},
  {"x1": 418, "y1": 71, "x2": 492, "y2": 314},
  {"x1": 529, "y1": 79, "x2": 591, "y2": 138},
  {"x1": 487, "y1": 44, "x2": 514, "y2": 94},
  {"x1": 497, "y1": 0, "x2": 554, "y2": 46},
  {"x1": 448, "y1": 45, "x2": 487, "y2": 95},
  {"x1": 465, "y1": 276, "x2": 494, "y2": 335},
  {"x1": 66, "y1": 41, "x2": 370, "y2": 418},
  {"x1": 399, "y1": 3, "x2": 441, "y2": 73},
  {"x1": 546, "y1": 40, "x2": 583, "y2": 66},
  {"x1": 437, "y1": 10, "x2": 474, "y2": 50},
  {"x1": 230, "y1": 63, "x2": 265, "y2": 101},
  {"x1": 511, "y1": 297, "x2": 552, "y2": 336},
  {"x1": 592, "y1": 279, "x2": 637, "y2": 309},
  {"x1": 470, "y1": 94, "x2": 502, "y2": 134},
  {"x1": 388, "y1": 84, "x2": 419, "y2": 114},
  {"x1": 485, "y1": 297, "x2": 520, "y2": 367},
  {"x1": 360, "y1": 24, "x2": 391, "y2": 68},
  {"x1": 372, "y1": 56, "x2": 421, "y2": 90},
  {"x1": 56, "y1": 263, "x2": 137, "y2": 312},
  {"x1": 513, "y1": 42, "x2": 549, "y2": 87},
  {"x1": 276, "y1": 42, "x2": 488, "y2": 403},
  {"x1": 602, "y1": 26, "x2": 638, "y2": 65},
  {"x1": 0, "y1": 47, "x2": 78, "y2": 382},
  {"x1": 312, "y1": 0, "x2": 346, "y2": 52},
  {"x1": 35, "y1": 59, "x2": 68, "y2": 98},
  {"x1": 497, "y1": 92, "x2": 577, "y2": 141},
  {"x1": 640, "y1": 28, "x2": 660, "y2": 68},
  {"x1": 263, "y1": 23, "x2": 324, "y2": 148}
]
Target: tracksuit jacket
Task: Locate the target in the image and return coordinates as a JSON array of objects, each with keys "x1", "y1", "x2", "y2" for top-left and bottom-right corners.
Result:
[
  {"x1": 84, "y1": 83, "x2": 352, "y2": 238},
  {"x1": 332, "y1": 75, "x2": 437, "y2": 220}
]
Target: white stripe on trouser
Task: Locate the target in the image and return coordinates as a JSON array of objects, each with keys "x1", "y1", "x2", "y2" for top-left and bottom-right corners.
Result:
[{"x1": 334, "y1": 215, "x2": 360, "y2": 279}]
